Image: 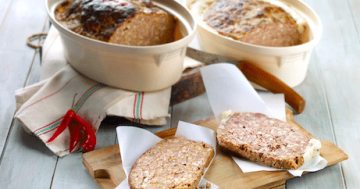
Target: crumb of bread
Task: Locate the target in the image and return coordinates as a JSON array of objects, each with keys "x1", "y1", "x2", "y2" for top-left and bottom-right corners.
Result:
[{"x1": 206, "y1": 182, "x2": 211, "y2": 188}]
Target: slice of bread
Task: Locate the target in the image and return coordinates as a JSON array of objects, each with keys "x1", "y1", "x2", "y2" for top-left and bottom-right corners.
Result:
[
  {"x1": 128, "y1": 138, "x2": 215, "y2": 189},
  {"x1": 217, "y1": 111, "x2": 321, "y2": 170}
]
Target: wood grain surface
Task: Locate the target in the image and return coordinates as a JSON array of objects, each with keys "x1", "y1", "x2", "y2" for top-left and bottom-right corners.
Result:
[{"x1": 83, "y1": 107, "x2": 348, "y2": 189}]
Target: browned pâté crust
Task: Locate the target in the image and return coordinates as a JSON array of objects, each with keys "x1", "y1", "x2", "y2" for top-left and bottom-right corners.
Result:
[
  {"x1": 128, "y1": 138, "x2": 214, "y2": 189},
  {"x1": 55, "y1": 0, "x2": 176, "y2": 46},
  {"x1": 202, "y1": 0, "x2": 309, "y2": 47},
  {"x1": 217, "y1": 112, "x2": 311, "y2": 170}
]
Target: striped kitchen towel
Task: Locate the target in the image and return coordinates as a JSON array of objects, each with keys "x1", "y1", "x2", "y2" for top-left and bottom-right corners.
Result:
[{"x1": 14, "y1": 26, "x2": 203, "y2": 157}]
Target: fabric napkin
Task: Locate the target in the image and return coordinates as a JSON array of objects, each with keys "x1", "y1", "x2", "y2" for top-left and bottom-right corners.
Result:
[{"x1": 14, "y1": 26, "x2": 203, "y2": 157}]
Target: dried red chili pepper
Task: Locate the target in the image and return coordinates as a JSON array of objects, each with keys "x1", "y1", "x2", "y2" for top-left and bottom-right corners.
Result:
[
  {"x1": 68, "y1": 121, "x2": 81, "y2": 153},
  {"x1": 74, "y1": 115, "x2": 96, "y2": 152},
  {"x1": 47, "y1": 109, "x2": 75, "y2": 143}
]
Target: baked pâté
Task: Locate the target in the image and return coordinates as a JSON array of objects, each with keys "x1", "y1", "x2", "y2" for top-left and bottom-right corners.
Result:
[
  {"x1": 189, "y1": 0, "x2": 310, "y2": 47},
  {"x1": 128, "y1": 138, "x2": 214, "y2": 189},
  {"x1": 217, "y1": 111, "x2": 321, "y2": 170},
  {"x1": 55, "y1": 0, "x2": 176, "y2": 46}
]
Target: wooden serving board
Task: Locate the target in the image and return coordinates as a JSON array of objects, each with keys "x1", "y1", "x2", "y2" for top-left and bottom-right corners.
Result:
[{"x1": 83, "y1": 107, "x2": 348, "y2": 189}]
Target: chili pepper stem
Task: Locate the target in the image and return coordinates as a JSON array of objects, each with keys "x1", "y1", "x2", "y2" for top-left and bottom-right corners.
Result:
[{"x1": 70, "y1": 93, "x2": 78, "y2": 112}]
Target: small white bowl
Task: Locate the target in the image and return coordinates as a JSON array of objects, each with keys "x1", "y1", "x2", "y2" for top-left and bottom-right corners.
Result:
[
  {"x1": 186, "y1": 0, "x2": 322, "y2": 88},
  {"x1": 46, "y1": 0, "x2": 197, "y2": 92}
]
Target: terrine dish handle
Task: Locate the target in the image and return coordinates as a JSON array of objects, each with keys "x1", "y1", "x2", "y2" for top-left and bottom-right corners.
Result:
[{"x1": 237, "y1": 61, "x2": 306, "y2": 114}]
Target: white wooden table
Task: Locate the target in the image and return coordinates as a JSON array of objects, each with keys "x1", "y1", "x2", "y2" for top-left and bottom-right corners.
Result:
[{"x1": 0, "y1": 0, "x2": 358, "y2": 188}]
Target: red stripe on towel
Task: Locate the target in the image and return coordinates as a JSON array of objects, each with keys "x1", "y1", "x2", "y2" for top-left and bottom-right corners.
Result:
[{"x1": 17, "y1": 75, "x2": 78, "y2": 115}]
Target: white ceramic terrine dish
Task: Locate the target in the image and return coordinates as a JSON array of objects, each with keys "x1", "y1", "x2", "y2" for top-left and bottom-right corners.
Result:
[
  {"x1": 186, "y1": 0, "x2": 322, "y2": 88},
  {"x1": 46, "y1": 0, "x2": 197, "y2": 92}
]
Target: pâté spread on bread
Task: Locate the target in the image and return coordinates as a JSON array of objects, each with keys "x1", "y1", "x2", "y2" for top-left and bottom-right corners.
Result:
[
  {"x1": 189, "y1": 0, "x2": 310, "y2": 47},
  {"x1": 217, "y1": 110, "x2": 321, "y2": 170},
  {"x1": 128, "y1": 138, "x2": 214, "y2": 189},
  {"x1": 55, "y1": 0, "x2": 176, "y2": 46}
]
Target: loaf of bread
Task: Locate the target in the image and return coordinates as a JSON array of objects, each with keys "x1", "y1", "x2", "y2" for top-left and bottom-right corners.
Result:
[
  {"x1": 55, "y1": 0, "x2": 176, "y2": 46},
  {"x1": 217, "y1": 111, "x2": 321, "y2": 170},
  {"x1": 189, "y1": 0, "x2": 309, "y2": 47},
  {"x1": 128, "y1": 138, "x2": 214, "y2": 189}
]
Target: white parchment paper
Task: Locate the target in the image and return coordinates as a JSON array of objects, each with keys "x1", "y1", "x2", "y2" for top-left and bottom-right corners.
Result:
[
  {"x1": 115, "y1": 121, "x2": 219, "y2": 189},
  {"x1": 200, "y1": 63, "x2": 327, "y2": 177},
  {"x1": 200, "y1": 63, "x2": 274, "y2": 124}
]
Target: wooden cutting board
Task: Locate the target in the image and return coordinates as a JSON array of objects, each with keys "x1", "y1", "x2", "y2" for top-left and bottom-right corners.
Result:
[{"x1": 83, "y1": 107, "x2": 348, "y2": 189}]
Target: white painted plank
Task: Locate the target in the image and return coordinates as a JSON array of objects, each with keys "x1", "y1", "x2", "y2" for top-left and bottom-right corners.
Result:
[
  {"x1": 0, "y1": 0, "x2": 12, "y2": 28},
  {"x1": 298, "y1": 0, "x2": 360, "y2": 188},
  {"x1": 0, "y1": 0, "x2": 47, "y2": 155},
  {"x1": 51, "y1": 123, "x2": 118, "y2": 189},
  {"x1": 171, "y1": 93, "x2": 214, "y2": 128},
  {"x1": 52, "y1": 153, "x2": 100, "y2": 189},
  {"x1": 348, "y1": 0, "x2": 360, "y2": 39},
  {"x1": 0, "y1": 49, "x2": 54, "y2": 188},
  {"x1": 0, "y1": 120, "x2": 57, "y2": 189},
  {"x1": 0, "y1": 0, "x2": 47, "y2": 51},
  {"x1": 0, "y1": 52, "x2": 37, "y2": 157},
  {"x1": 0, "y1": 0, "x2": 54, "y2": 188}
]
